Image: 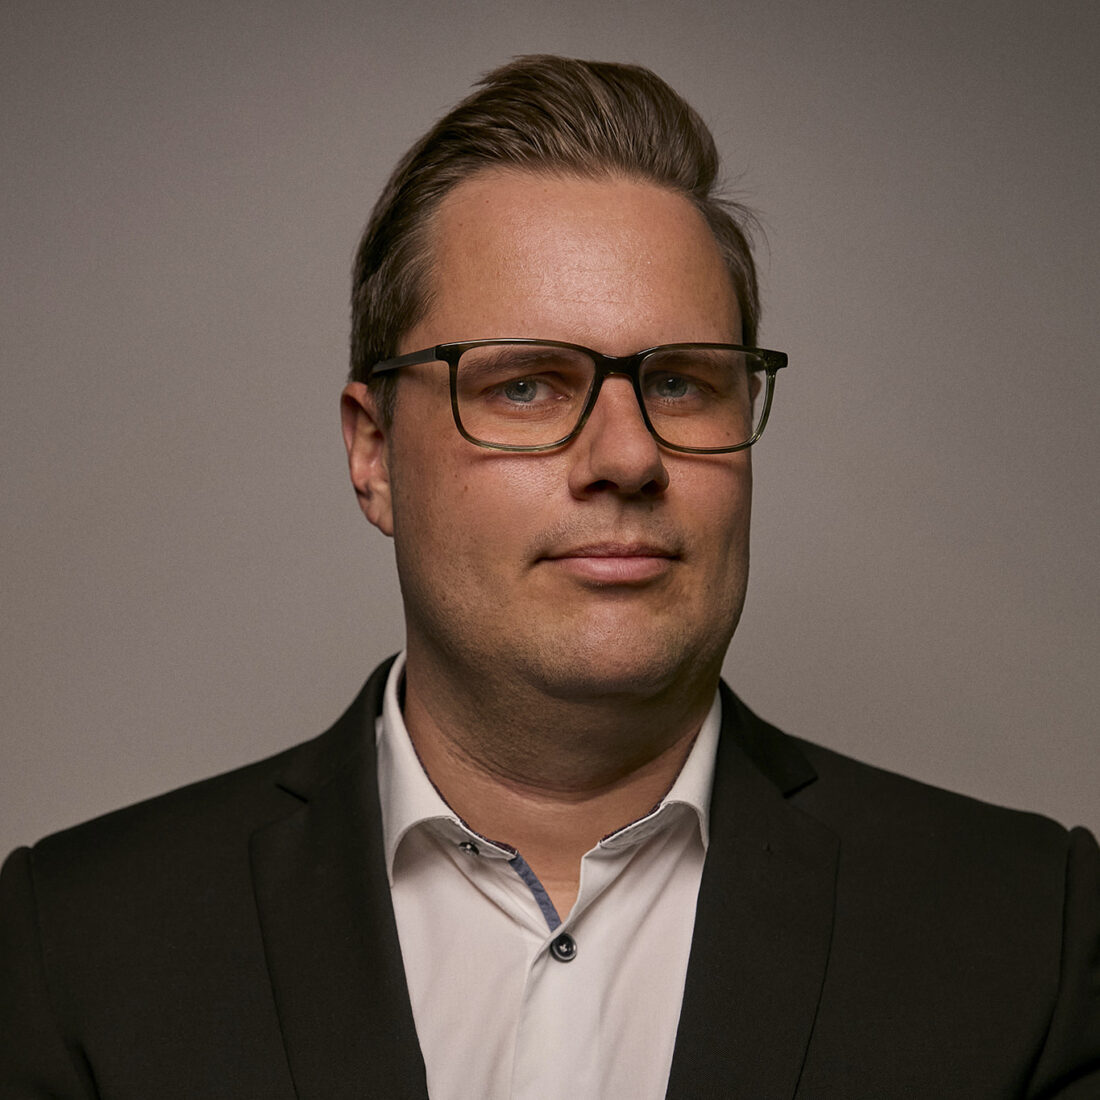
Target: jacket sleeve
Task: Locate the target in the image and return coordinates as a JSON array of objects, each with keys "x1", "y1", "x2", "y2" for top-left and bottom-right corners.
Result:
[
  {"x1": 0, "y1": 846, "x2": 97, "y2": 1098},
  {"x1": 1027, "y1": 825, "x2": 1100, "y2": 1098}
]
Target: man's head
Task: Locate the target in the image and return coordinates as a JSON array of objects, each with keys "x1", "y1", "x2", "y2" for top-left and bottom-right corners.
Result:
[
  {"x1": 341, "y1": 57, "x2": 772, "y2": 741},
  {"x1": 349, "y1": 55, "x2": 761, "y2": 426}
]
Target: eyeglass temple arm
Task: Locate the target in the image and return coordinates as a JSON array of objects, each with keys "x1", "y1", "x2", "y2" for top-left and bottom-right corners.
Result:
[{"x1": 368, "y1": 347, "x2": 444, "y2": 378}]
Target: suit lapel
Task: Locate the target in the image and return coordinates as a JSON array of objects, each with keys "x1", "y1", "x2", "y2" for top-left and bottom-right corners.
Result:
[
  {"x1": 666, "y1": 688, "x2": 839, "y2": 1100},
  {"x1": 250, "y1": 663, "x2": 429, "y2": 1100}
]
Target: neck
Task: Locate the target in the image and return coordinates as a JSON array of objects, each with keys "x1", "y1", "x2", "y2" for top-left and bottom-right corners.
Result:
[{"x1": 400, "y1": 646, "x2": 717, "y2": 915}]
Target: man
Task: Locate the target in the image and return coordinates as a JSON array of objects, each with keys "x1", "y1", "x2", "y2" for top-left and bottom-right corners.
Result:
[{"x1": 1, "y1": 55, "x2": 1097, "y2": 1099}]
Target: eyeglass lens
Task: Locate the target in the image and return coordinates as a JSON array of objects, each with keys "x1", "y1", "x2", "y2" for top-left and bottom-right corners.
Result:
[{"x1": 453, "y1": 343, "x2": 765, "y2": 450}]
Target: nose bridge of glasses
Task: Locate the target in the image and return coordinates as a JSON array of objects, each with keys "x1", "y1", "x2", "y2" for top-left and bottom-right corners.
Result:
[
  {"x1": 582, "y1": 356, "x2": 654, "y2": 443},
  {"x1": 588, "y1": 351, "x2": 647, "y2": 403},
  {"x1": 590, "y1": 347, "x2": 645, "y2": 377}
]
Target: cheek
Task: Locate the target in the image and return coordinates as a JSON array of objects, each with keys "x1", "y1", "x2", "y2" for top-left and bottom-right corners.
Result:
[
  {"x1": 394, "y1": 446, "x2": 555, "y2": 567},
  {"x1": 681, "y1": 457, "x2": 753, "y2": 549},
  {"x1": 729, "y1": 461, "x2": 753, "y2": 539}
]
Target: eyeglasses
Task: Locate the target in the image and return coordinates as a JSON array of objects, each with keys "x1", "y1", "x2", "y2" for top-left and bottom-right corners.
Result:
[{"x1": 369, "y1": 339, "x2": 788, "y2": 453}]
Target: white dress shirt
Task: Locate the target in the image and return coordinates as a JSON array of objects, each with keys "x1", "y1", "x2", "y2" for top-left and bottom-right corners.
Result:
[{"x1": 376, "y1": 653, "x2": 720, "y2": 1100}]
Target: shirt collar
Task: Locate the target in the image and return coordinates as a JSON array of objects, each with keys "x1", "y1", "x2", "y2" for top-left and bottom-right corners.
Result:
[
  {"x1": 597, "y1": 691, "x2": 718, "y2": 853},
  {"x1": 375, "y1": 651, "x2": 720, "y2": 883}
]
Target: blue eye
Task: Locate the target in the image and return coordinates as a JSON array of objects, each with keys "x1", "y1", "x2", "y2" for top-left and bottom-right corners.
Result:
[
  {"x1": 502, "y1": 378, "x2": 540, "y2": 403},
  {"x1": 651, "y1": 375, "x2": 693, "y2": 399}
]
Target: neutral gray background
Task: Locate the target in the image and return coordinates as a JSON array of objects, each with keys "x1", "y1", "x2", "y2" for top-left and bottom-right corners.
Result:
[{"x1": 3, "y1": 0, "x2": 1097, "y2": 855}]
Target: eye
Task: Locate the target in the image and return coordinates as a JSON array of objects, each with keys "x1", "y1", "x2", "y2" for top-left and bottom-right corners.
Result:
[
  {"x1": 501, "y1": 377, "x2": 544, "y2": 404},
  {"x1": 650, "y1": 374, "x2": 695, "y2": 400}
]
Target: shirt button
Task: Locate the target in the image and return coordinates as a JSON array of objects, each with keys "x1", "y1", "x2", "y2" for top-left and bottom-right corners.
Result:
[
  {"x1": 458, "y1": 841, "x2": 479, "y2": 856},
  {"x1": 550, "y1": 933, "x2": 577, "y2": 963}
]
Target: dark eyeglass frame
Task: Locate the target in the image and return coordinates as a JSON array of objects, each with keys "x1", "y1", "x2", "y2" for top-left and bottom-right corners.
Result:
[{"x1": 369, "y1": 338, "x2": 789, "y2": 454}]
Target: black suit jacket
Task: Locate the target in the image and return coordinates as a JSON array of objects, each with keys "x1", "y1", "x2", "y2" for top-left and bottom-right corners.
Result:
[{"x1": 2, "y1": 659, "x2": 1098, "y2": 1098}]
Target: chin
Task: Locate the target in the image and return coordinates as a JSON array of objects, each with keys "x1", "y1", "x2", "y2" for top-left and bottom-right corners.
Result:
[{"x1": 528, "y1": 636, "x2": 721, "y2": 703}]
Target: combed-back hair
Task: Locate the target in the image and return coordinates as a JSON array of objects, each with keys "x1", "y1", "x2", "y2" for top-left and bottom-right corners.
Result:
[{"x1": 350, "y1": 55, "x2": 761, "y2": 424}]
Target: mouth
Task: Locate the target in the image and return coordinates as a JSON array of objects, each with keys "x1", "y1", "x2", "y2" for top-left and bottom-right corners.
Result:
[{"x1": 541, "y1": 542, "x2": 679, "y2": 585}]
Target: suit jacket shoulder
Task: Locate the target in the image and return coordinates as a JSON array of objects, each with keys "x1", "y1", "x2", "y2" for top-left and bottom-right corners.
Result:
[
  {"x1": 0, "y1": 660, "x2": 427, "y2": 1100},
  {"x1": 666, "y1": 687, "x2": 1100, "y2": 1099}
]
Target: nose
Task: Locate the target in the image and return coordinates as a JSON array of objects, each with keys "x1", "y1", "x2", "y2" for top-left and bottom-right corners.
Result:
[{"x1": 567, "y1": 376, "x2": 670, "y2": 498}]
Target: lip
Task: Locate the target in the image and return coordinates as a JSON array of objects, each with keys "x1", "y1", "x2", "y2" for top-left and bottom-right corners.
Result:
[{"x1": 542, "y1": 542, "x2": 678, "y2": 584}]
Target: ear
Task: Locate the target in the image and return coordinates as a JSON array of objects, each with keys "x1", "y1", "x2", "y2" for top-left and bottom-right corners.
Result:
[
  {"x1": 750, "y1": 369, "x2": 763, "y2": 402},
  {"x1": 340, "y1": 382, "x2": 394, "y2": 537}
]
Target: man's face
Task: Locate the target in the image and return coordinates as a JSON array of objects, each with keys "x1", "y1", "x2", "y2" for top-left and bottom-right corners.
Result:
[{"x1": 345, "y1": 169, "x2": 753, "y2": 704}]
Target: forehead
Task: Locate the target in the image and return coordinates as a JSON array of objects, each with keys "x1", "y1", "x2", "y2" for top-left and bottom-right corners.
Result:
[{"x1": 407, "y1": 169, "x2": 741, "y2": 351}]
